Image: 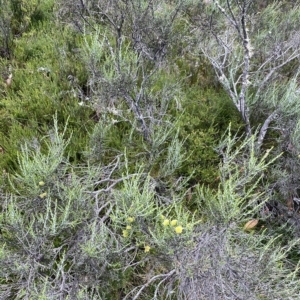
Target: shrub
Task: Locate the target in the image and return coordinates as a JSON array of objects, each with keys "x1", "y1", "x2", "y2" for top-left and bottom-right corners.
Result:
[
  {"x1": 175, "y1": 86, "x2": 243, "y2": 186},
  {"x1": 0, "y1": 117, "x2": 194, "y2": 299},
  {"x1": 0, "y1": 21, "x2": 94, "y2": 174},
  {"x1": 1, "y1": 120, "x2": 299, "y2": 299}
]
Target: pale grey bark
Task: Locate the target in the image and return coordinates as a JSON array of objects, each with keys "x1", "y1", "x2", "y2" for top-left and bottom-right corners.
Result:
[{"x1": 200, "y1": 0, "x2": 300, "y2": 149}]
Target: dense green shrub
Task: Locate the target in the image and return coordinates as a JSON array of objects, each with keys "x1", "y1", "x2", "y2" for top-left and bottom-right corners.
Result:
[
  {"x1": 175, "y1": 86, "x2": 243, "y2": 186},
  {"x1": 0, "y1": 1, "x2": 300, "y2": 298},
  {"x1": 0, "y1": 20, "x2": 94, "y2": 175},
  {"x1": 0, "y1": 121, "x2": 299, "y2": 299},
  {"x1": 0, "y1": 118, "x2": 194, "y2": 299},
  {"x1": 0, "y1": 0, "x2": 13, "y2": 58},
  {"x1": 10, "y1": 0, "x2": 55, "y2": 34}
]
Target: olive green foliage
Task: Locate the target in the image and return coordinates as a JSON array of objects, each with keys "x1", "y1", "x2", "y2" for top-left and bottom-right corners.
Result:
[
  {"x1": 179, "y1": 131, "x2": 300, "y2": 299},
  {"x1": 0, "y1": 0, "x2": 13, "y2": 58},
  {"x1": 194, "y1": 0, "x2": 300, "y2": 221},
  {"x1": 198, "y1": 128, "x2": 279, "y2": 224},
  {"x1": 1, "y1": 121, "x2": 299, "y2": 299},
  {"x1": 1, "y1": 0, "x2": 300, "y2": 299},
  {"x1": 0, "y1": 0, "x2": 53, "y2": 58},
  {"x1": 77, "y1": 0, "x2": 239, "y2": 186},
  {"x1": 0, "y1": 2, "x2": 94, "y2": 174},
  {"x1": 10, "y1": 0, "x2": 40, "y2": 34},
  {"x1": 176, "y1": 86, "x2": 243, "y2": 185},
  {"x1": 0, "y1": 118, "x2": 196, "y2": 299}
]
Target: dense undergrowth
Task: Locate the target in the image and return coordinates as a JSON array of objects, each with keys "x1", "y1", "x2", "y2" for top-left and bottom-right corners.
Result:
[{"x1": 0, "y1": 0, "x2": 300, "y2": 299}]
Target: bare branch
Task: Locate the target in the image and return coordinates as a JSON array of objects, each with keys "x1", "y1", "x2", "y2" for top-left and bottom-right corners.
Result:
[
  {"x1": 256, "y1": 110, "x2": 279, "y2": 151},
  {"x1": 124, "y1": 269, "x2": 176, "y2": 300}
]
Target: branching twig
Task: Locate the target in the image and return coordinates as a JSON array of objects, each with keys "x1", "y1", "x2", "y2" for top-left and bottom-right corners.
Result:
[{"x1": 124, "y1": 269, "x2": 176, "y2": 300}]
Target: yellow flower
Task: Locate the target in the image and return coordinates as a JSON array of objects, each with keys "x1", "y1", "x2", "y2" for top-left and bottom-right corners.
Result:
[
  {"x1": 38, "y1": 181, "x2": 45, "y2": 186},
  {"x1": 39, "y1": 192, "x2": 47, "y2": 198},
  {"x1": 160, "y1": 215, "x2": 165, "y2": 220},
  {"x1": 170, "y1": 219, "x2": 178, "y2": 226},
  {"x1": 144, "y1": 245, "x2": 151, "y2": 253},
  {"x1": 122, "y1": 230, "x2": 129, "y2": 238},
  {"x1": 175, "y1": 226, "x2": 183, "y2": 234},
  {"x1": 126, "y1": 225, "x2": 132, "y2": 230},
  {"x1": 162, "y1": 219, "x2": 170, "y2": 226},
  {"x1": 127, "y1": 217, "x2": 135, "y2": 223}
]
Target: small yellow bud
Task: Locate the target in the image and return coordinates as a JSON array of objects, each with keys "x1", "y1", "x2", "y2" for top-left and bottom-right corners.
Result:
[
  {"x1": 175, "y1": 226, "x2": 183, "y2": 234},
  {"x1": 39, "y1": 181, "x2": 45, "y2": 186},
  {"x1": 160, "y1": 215, "x2": 165, "y2": 220},
  {"x1": 144, "y1": 245, "x2": 151, "y2": 253},
  {"x1": 170, "y1": 219, "x2": 178, "y2": 226},
  {"x1": 127, "y1": 217, "x2": 135, "y2": 223},
  {"x1": 163, "y1": 219, "x2": 170, "y2": 226},
  {"x1": 122, "y1": 230, "x2": 129, "y2": 238},
  {"x1": 39, "y1": 192, "x2": 47, "y2": 198},
  {"x1": 126, "y1": 225, "x2": 132, "y2": 230}
]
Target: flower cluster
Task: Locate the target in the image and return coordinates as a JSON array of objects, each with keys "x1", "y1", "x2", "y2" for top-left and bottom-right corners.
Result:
[
  {"x1": 122, "y1": 217, "x2": 135, "y2": 238},
  {"x1": 122, "y1": 217, "x2": 151, "y2": 254},
  {"x1": 161, "y1": 215, "x2": 184, "y2": 234},
  {"x1": 121, "y1": 214, "x2": 189, "y2": 257},
  {"x1": 38, "y1": 180, "x2": 47, "y2": 198}
]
